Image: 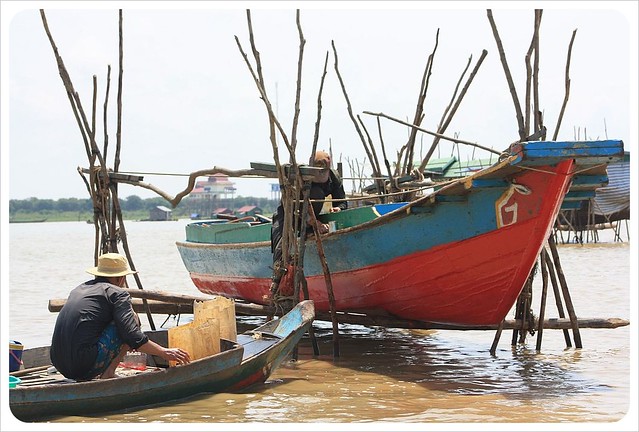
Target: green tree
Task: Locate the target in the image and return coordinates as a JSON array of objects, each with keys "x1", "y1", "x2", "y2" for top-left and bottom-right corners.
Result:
[
  {"x1": 35, "y1": 198, "x2": 55, "y2": 211},
  {"x1": 56, "y1": 198, "x2": 91, "y2": 212},
  {"x1": 122, "y1": 195, "x2": 144, "y2": 211}
]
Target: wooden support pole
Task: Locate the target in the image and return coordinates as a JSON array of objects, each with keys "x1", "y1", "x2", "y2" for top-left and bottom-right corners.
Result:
[
  {"x1": 490, "y1": 320, "x2": 504, "y2": 355},
  {"x1": 536, "y1": 249, "x2": 549, "y2": 351},
  {"x1": 49, "y1": 294, "x2": 629, "y2": 331},
  {"x1": 512, "y1": 265, "x2": 536, "y2": 345},
  {"x1": 295, "y1": 185, "x2": 320, "y2": 356},
  {"x1": 308, "y1": 205, "x2": 340, "y2": 358},
  {"x1": 520, "y1": 280, "x2": 533, "y2": 344},
  {"x1": 548, "y1": 236, "x2": 583, "y2": 348},
  {"x1": 542, "y1": 247, "x2": 572, "y2": 347}
]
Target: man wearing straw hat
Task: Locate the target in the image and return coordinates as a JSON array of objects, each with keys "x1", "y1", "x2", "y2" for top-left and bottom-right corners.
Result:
[{"x1": 50, "y1": 253, "x2": 191, "y2": 380}]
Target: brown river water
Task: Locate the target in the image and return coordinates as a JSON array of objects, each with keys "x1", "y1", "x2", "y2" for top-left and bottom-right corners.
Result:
[{"x1": 4, "y1": 219, "x2": 636, "y2": 430}]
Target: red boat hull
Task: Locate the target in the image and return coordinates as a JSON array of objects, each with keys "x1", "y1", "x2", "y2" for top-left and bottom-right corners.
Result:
[{"x1": 188, "y1": 159, "x2": 574, "y2": 325}]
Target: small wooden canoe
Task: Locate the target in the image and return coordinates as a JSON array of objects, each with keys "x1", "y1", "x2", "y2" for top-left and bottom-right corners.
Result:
[{"x1": 9, "y1": 300, "x2": 315, "y2": 422}]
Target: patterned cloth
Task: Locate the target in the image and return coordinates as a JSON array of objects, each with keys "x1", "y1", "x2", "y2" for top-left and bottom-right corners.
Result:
[{"x1": 79, "y1": 322, "x2": 122, "y2": 380}]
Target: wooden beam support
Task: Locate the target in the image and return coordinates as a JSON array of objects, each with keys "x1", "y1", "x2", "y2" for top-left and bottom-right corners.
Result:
[{"x1": 48, "y1": 298, "x2": 628, "y2": 330}]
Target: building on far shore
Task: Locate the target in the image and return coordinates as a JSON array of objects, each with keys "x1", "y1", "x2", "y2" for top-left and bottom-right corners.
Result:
[
  {"x1": 187, "y1": 174, "x2": 237, "y2": 217},
  {"x1": 236, "y1": 205, "x2": 263, "y2": 217},
  {"x1": 149, "y1": 205, "x2": 173, "y2": 221}
]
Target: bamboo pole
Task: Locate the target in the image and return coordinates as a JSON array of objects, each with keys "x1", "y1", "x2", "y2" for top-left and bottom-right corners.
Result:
[
  {"x1": 294, "y1": 185, "x2": 320, "y2": 356},
  {"x1": 236, "y1": 11, "x2": 330, "y2": 357},
  {"x1": 374, "y1": 118, "x2": 395, "y2": 192},
  {"x1": 519, "y1": 276, "x2": 533, "y2": 344}
]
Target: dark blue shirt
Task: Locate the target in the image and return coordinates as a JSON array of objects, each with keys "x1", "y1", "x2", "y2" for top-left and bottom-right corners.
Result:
[{"x1": 50, "y1": 279, "x2": 148, "y2": 379}]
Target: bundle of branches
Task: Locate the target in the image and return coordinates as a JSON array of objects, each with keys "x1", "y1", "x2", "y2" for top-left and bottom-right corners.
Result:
[
  {"x1": 41, "y1": 10, "x2": 156, "y2": 329},
  {"x1": 235, "y1": 10, "x2": 339, "y2": 355},
  {"x1": 333, "y1": 26, "x2": 498, "y2": 203}
]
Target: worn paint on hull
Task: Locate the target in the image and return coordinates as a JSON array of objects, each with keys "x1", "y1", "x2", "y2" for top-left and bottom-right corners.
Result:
[{"x1": 179, "y1": 159, "x2": 573, "y2": 325}]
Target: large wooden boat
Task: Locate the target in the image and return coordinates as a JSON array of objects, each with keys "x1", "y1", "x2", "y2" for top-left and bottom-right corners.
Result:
[
  {"x1": 9, "y1": 300, "x2": 315, "y2": 422},
  {"x1": 176, "y1": 140, "x2": 624, "y2": 326}
]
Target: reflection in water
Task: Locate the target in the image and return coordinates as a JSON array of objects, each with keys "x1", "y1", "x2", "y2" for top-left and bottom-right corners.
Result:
[{"x1": 305, "y1": 325, "x2": 608, "y2": 400}]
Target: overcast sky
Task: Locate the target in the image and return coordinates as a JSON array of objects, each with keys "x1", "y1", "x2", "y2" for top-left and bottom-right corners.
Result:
[{"x1": 3, "y1": 2, "x2": 637, "y2": 202}]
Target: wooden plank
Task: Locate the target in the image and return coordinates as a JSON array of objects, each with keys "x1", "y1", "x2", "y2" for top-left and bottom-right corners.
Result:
[
  {"x1": 314, "y1": 311, "x2": 629, "y2": 330},
  {"x1": 49, "y1": 296, "x2": 274, "y2": 316},
  {"x1": 49, "y1": 298, "x2": 193, "y2": 315},
  {"x1": 49, "y1": 294, "x2": 629, "y2": 331},
  {"x1": 249, "y1": 162, "x2": 325, "y2": 180}
]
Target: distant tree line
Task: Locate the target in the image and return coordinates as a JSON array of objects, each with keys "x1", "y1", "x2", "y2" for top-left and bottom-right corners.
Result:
[{"x1": 9, "y1": 195, "x2": 279, "y2": 217}]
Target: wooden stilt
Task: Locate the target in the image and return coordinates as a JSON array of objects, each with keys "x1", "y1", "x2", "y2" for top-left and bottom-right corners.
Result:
[
  {"x1": 511, "y1": 284, "x2": 525, "y2": 345},
  {"x1": 536, "y1": 250, "x2": 549, "y2": 351},
  {"x1": 542, "y1": 247, "x2": 572, "y2": 347},
  {"x1": 519, "y1": 279, "x2": 533, "y2": 344},
  {"x1": 490, "y1": 320, "x2": 504, "y2": 355},
  {"x1": 41, "y1": 10, "x2": 156, "y2": 330},
  {"x1": 308, "y1": 205, "x2": 340, "y2": 358},
  {"x1": 294, "y1": 185, "x2": 320, "y2": 356},
  {"x1": 511, "y1": 264, "x2": 536, "y2": 346},
  {"x1": 547, "y1": 236, "x2": 582, "y2": 348},
  {"x1": 301, "y1": 277, "x2": 320, "y2": 356}
]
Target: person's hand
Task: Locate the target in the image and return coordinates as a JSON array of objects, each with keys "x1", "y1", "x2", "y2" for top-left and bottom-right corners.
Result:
[
  {"x1": 164, "y1": 347, "x2": 191, "y2": 365},
  {"x1": 329, "y1": 207, "x2": 341, "y2": 213},
  {"x1": 317, "y1": 221, "x2": 330, "y2": 234}
]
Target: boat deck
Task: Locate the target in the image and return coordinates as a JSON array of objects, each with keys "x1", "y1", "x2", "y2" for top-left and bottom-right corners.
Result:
[
  {"x1": 13, "y1": 364, "x2": 168, "y2": 387},
  {"x1": 238, "y1": 332, "x2": 281, "y2": 360}
]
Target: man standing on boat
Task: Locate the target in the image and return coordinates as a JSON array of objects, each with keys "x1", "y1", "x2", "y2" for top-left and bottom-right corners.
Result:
[
  {"x1": 308, "y1": 150, "x2": 348, "y2": 221},
  {"x1": 50, "y1": 253, "x2": 191, "y2": 380},
  {"x1": 271, "y1": 150, "x2": 348, "y2": 265},
  {"x1": 269, "y1": 151, "x2": 347, "y2": 306}
]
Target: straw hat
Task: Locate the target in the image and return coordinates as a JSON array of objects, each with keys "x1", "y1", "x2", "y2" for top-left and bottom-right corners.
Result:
[{"x1": 86, "y1": 253, "x2": 137, "y2": 277}]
